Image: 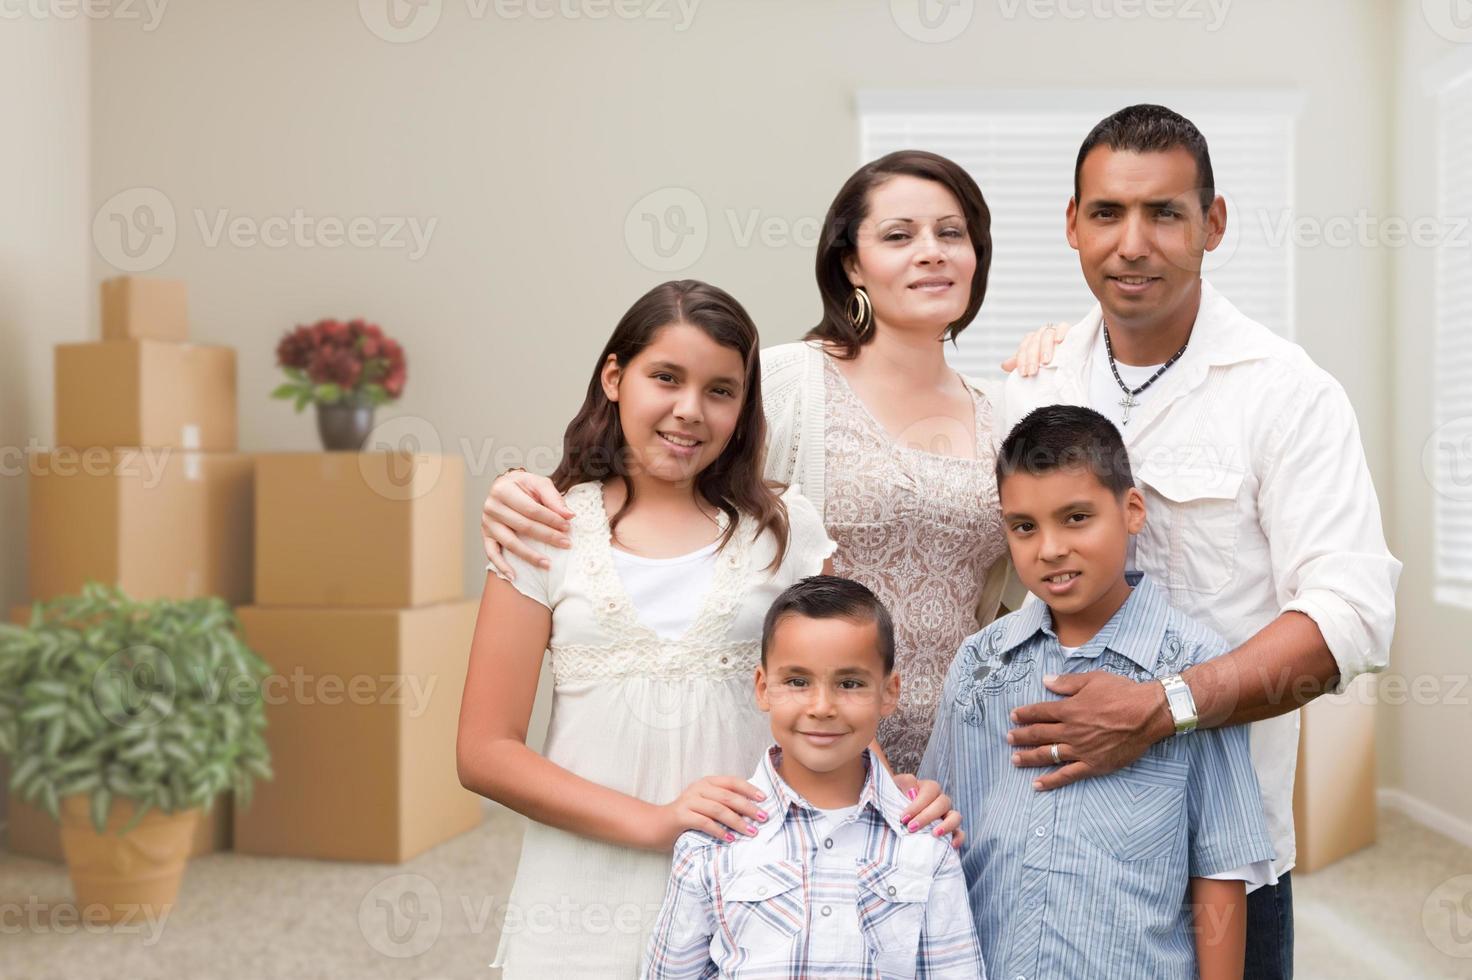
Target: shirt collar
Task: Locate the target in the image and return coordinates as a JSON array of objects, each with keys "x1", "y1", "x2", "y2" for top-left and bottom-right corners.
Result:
[
  {"x1": 751, "y1": 743, "x2": 911, "y2": 840},
  {"x1": 994, "y1": 571, "x2": 1172, "y2": 673},
  {"x1": 1046, "y1": 280, "x2": 1278, "y2": 380}
]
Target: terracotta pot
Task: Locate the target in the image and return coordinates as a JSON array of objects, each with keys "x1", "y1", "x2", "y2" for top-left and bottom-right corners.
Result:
[{"x1": 58, "y1": 794, "x2": 202, "y2": 924}]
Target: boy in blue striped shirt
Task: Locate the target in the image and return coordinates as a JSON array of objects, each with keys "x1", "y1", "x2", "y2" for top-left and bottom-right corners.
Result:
[{"x1": 920, "y1": 405, "x2": 1275, "y2": 980}]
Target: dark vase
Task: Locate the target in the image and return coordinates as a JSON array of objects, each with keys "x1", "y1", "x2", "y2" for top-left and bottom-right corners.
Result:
[{"x1": 315, "y1": 400, "x2": 375, "y2": 451}]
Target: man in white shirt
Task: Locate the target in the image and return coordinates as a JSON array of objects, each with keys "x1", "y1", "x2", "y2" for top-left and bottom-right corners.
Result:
[{"x1": 997, "y1": 104, "x2": 1402, "y2": 979}]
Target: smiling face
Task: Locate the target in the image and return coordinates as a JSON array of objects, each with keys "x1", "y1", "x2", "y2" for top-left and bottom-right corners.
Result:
[
  {"x1": 600, "y1": 321, "x2": 747, "y2": 488},
  {"x1": 1067, "y1": 146, "x2": 1227, "y2": 338},
  {"x1": 999, "y1": 463, "x2": 1147, "y2": 644},
  {"x1": 755, "y1": 613, "x2": 900, "y2": 807},
  {"x1": 844, "y1": 174, "x2": 978, "y2": 339}
]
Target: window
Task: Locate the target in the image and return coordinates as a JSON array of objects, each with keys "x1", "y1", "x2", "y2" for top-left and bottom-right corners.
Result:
[
  {"x1": 1429, "y1": 65, "x2": 1472, "y2": 609},
  {"x1": 856, "y1": 91, "x2": 1299, "y2": 382}
]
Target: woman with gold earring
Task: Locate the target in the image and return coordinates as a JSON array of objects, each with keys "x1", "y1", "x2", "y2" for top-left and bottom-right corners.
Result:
[{"x1": 758, "y1": 150, "x2": 1009, "y2": 772}]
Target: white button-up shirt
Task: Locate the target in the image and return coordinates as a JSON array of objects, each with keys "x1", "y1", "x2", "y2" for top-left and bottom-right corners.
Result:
[{"x1": 997, "y1": 280, "x2": 1402, "y2": 877}]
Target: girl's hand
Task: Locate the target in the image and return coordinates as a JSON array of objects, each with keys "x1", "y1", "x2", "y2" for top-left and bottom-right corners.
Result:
[
  {"x1": 893, "y1": 773, "x2": 966, "y2": 850},
  {"x1": 653, "y1": 776, "x2": 771, "y2": 849},
  {"x1": 999, "y1": 321, "x2": 1072, "y2": 377},
  {"x1": 481, "y1": 470, "x2": 576, "y2": 579}
]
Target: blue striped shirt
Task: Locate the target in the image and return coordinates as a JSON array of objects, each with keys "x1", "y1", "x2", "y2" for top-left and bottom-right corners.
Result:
[{"x1": 919, "y1": 572, "x2": 1275, "y2": 980}]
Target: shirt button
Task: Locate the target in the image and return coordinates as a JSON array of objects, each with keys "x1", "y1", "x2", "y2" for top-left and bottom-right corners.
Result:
[
  {"x1": 886, "y1": 885, "x2": 897, "y2": 896},
  {"x1": 719, "y1": 655, "x2": 729, "y2": 665},
  {"x1": 756, "y1": 886, "x2": 767, "y2": 896},
  {"x1": 1034, "y1": 827, "x2": 1046, "y2": 837},
  {"x1": 820, "y1": 905, "x2": 832, "y2": 917},
  {"x1": 823, "y1": 838, "x2": 834, "y2": 849}
]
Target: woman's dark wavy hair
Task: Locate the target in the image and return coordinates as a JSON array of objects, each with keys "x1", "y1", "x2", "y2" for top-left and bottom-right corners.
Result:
[
  {"x1": 807, "y1": 149, "x2": 992, "y2": 359},
  {"x1": 550, "y1": 279, "x2": 789, "y2": 569}
]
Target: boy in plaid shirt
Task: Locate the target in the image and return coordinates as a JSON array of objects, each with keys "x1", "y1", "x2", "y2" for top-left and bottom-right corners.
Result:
[{"x1": 641, "y1": 575, "x2": 984, "y2": 978}]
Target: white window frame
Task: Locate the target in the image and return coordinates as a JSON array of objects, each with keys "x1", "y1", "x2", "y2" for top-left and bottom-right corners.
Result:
[{"x1": 1424, "y1": 53, "x2": 1472, "y2": 611}]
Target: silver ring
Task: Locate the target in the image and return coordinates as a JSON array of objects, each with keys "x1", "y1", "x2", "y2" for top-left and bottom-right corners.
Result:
[{"x1": 1050, "y1": 743, "x2": 1062, "y2": 765}]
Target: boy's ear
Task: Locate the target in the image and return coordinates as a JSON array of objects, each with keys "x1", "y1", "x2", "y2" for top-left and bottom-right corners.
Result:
[
  {"x1": 1124, "y1": 486, "x2": 1147, "y2": 535},
  {"x1": 754, "y1": 664, "x2": 771, "y2": 712},
  {"x1": 599, "y1": 353, "x2": 622, "y2": 401},
  {"x1": 879, "y1": 669, "x2": 901, "y2": 718}
]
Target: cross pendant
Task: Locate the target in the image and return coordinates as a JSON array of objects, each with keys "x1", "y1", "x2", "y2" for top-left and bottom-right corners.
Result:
[{"x1": 1119, "y1": 392, "x2": 1138, "y2": 425}]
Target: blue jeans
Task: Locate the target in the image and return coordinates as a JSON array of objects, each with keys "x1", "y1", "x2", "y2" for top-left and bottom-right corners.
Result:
[{"x1": 1244, "y1": 871, "x2": 1294, "y2": 979}]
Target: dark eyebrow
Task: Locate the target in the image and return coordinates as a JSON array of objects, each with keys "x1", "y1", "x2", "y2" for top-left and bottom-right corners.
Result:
[
  {"x1": 877, "y1": 213, "x2": 964, "y2": 226},
  {"x1": 775, "y1": 664, "x2": 875, "y2": 678},
  {"x1": 1083, "y1": 197, "x2": 1188, "y2": 211},
  {"x1": 1002, "y1": 500, "x2": 1096, "y2": 522},
  {"x1": 647, "y1": 360, "x2": 743, "y2": 388}
]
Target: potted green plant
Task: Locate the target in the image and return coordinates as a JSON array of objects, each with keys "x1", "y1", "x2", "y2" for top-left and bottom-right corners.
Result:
[
  {"x1": 271, "y1": 317, "x2": 407, "y2": 451},
  {"x1": 0, "y1": 584, "x2": 272, "y2": 922}
]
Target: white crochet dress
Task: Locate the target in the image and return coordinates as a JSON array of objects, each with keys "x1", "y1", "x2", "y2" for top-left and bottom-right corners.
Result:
[{"x1": 489, "y1": 481, "x2": 835, "y2": 978}]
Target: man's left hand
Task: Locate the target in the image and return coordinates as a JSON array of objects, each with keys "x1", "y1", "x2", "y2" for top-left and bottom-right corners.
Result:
[{"x1": 1007, "y1": 671, "x2": 1175, "y2": 790}]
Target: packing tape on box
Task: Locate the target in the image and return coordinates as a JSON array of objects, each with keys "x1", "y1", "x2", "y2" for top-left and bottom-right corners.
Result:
[
  {"x1": 183, "y1": 452, "x2": 201, "y2": 481},
  {"x1": 181, "y1": 424, "x2": 201, "y2": 450}
]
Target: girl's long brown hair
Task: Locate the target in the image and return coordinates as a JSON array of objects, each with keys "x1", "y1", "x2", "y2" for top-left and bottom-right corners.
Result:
[{"x1": 550, "y1": 280, "x2": 790, "y2": 569}]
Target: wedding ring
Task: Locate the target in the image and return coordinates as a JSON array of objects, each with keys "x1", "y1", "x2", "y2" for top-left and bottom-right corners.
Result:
[{"x1": 1050, "y1": 743, "x2": 1062, "y2": 765}]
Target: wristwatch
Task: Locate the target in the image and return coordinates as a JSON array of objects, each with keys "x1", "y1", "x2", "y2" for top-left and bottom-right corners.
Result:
[{"x1": 1159, "y1": 674, "x2": 1198, "y2": 735}]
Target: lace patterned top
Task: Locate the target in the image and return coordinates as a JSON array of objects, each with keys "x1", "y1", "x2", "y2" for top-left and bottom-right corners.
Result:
[
  {"x1": 487, "y1": 480, "x2": 836, "y2": 977},
  {"x1": 822, "y1": 355, "x2": 1007, "y2": 775}
]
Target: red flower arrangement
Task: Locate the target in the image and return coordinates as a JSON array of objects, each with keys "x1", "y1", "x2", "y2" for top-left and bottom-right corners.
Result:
[{"x1": 271, "y1": 318, "x2": 406, "y2": 412}]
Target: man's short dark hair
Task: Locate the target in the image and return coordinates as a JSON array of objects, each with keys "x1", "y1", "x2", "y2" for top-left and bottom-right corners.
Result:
[
  {"x1": 1074, "y1": 104, "x2": 1215, "y2": 213},
  {"x1": 996, "y1": 405, "x2": 1135, "y2": 498},
  {"x1": 760, "y1": 575, "x2": 895, "y2": 674}
]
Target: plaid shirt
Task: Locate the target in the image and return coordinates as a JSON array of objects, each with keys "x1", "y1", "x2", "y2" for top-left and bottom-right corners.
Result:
[{"x1": 641, "y1": 745, "x2": 985, "y2": 979}]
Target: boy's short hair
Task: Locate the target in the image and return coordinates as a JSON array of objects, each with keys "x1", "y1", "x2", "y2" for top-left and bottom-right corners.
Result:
[
  {"x1": 760, "y1": 575, "x2": 895, "y2": 674},
  {"x1": 996, "y1": 405, "x2": 1135, "y2": 498}
]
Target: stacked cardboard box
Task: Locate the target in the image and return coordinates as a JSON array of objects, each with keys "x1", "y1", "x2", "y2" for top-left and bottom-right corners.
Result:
[
  {"x1": 8, "y1": 276, "x2": 248, "y2": 860},
  {"x1": 233, "y1": 451, "x2": 483, "y2": 863},
  {"x1": 1293, "y1": 683, "x2": 1378, "y2": 873}
]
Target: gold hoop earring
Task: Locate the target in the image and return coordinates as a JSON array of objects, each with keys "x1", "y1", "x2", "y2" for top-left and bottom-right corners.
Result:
[{"x1": 847, "y1": 287, "x2": 874, "y2": 338}]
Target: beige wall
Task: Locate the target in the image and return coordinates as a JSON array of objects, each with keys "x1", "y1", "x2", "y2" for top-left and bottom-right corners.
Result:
[
  {"x1": 1383, "y1": 0, "x2": 1472, "y2": 837},
  {"x1": 74, "y1": 3, "x2": 1407, "y2": 766},
  {"x1": 1, "y1": 18, "x2": 91, "y2": 814}
]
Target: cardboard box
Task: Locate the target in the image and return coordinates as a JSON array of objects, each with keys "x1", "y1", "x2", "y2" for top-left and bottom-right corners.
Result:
[
  {"x1": 232, "y1": 600, "x2": 483, "y2": 863},
  {"x1": 254, "y1": 452, "x2": 463, "y2": 608},
  {"x1": 1292, "y1": 682, "x2": 1378, "y2": 873},
  {"x1": 101, "y1": 276, "x2": 188, "y2": 342},
  {"x1": 28, "y1": 449, "x2": 254, "y2": 604},
  {"x1": 56, "y1": 340, "x2": 236, "y2": 451},
  {"x1": 2, "y1": 607, "x2": 231, "y2": 860}
]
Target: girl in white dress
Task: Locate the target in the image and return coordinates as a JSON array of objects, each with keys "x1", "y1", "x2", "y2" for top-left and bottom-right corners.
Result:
[{"x1": 457, "y1": 280, "x2": 848, "y2": 977}]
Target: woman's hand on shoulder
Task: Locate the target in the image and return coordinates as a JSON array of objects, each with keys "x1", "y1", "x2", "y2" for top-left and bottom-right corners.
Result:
[
  {"x1": 650, "y1": 775, "x2": 771, "y2": 849},
  {"x1": 482, "y1": 470, "x2": 576, "y2": 579},
  {"x1": 892, "y1": 773, "x2": 966, "y2": 850},
  {"x1": 1000, "y1": 322, "x2": 1071, "y2": 377}
]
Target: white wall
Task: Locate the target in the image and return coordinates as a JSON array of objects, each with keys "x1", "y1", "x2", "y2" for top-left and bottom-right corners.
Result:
[
  {"x1": 1383, "y1": 0, "x2": 1472, "y2": 838},
  {"x1": 0, "y1": 16, "x2": 91, "y2": 815}
]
